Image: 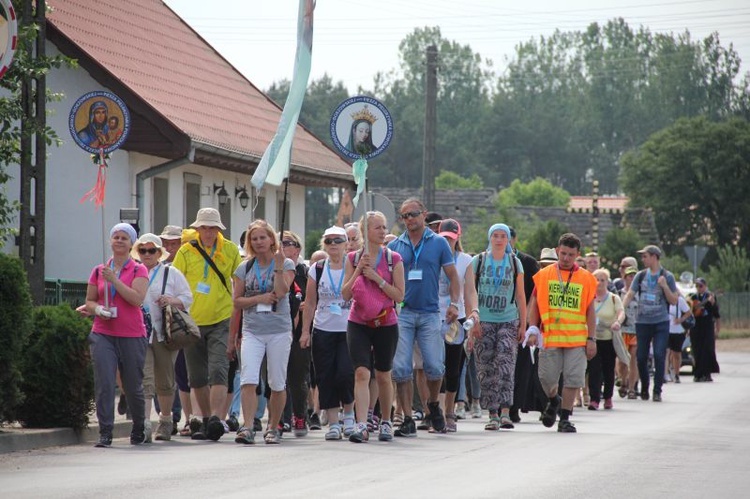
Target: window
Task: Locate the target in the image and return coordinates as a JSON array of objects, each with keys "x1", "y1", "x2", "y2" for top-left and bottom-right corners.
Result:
[
  {"x1": 152, "y1": 177, "x2": 168, "y2": 233},
  {"x1": 184, "y1": 173, "x2": 201, "y2": 227}
]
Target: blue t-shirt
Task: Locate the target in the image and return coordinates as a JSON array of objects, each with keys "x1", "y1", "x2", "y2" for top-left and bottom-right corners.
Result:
[
  {"x1": 473, "y1": 252, "x2": 523, "y2": 323},
  {"x1": 388, "y1": 228, "x2": 454, "y2": 313},
  {"x1": 630, "y1": 267, "x2": 677, "y2": 324}
]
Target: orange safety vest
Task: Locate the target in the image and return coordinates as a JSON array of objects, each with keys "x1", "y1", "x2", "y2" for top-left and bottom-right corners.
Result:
[{"x1": 533, "y1": 264, "x2": 596, "y2": 348}]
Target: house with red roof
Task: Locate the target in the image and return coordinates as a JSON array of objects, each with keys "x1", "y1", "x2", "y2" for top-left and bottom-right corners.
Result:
[{"x1": 3, "y1": 0, "x2": 352, "y2": 280}]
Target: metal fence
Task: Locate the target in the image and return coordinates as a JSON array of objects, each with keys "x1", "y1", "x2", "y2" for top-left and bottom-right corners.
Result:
[
  {"x1": 717, "y1": 292, "x2": 750, "y2": 328},
  {"x1": 44, "y1": 279, "x2": 88, "y2": 308}
]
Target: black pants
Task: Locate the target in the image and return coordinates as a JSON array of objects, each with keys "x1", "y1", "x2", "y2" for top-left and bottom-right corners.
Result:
[
  {"x1": 442, "y1": 342, "x2": 466, "y2": 393},
  {"x1": 286, "y1": 336, "x2": 311, "y2": 419},
  {"x1": 588, "y1": 339, "x2": 616, "y2": 403},
  {"x1": 312, "y1": 329, "x2": 354, "y2": 410}
]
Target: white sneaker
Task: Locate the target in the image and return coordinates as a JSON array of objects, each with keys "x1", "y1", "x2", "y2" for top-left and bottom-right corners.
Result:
[
  {"x1": 471, "y1": 401, "x2": 482, "y2": 419},
  {"x1": 455, "y1": 403, "x2": 466, "y2": 420},
  {"x1": 144, "y1": 420, "x2": 153, "y2": 443}
]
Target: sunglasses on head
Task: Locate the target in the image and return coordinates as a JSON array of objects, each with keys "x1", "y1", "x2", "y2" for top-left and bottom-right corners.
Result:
[
  {"x1": 138, "y1": 247, "x2": 159, "y2": 255},
  {"x1": 324, "y1": 237, "x2": 347, "y2": 245},
  {"x1": 400, "y1": 210, "x2": 422, "y2": 220},
  {"x1": 281, "y1": 240, "x2": 300, "y2": 248}
]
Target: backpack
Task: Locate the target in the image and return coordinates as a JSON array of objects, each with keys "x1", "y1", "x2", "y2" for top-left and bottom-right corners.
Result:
[
  {"x1": 474, "y1": 251, "x2": 518, "y2": 304},
  {"x1": 675, "y1": 298, "x2": 696, "y2": 332}
]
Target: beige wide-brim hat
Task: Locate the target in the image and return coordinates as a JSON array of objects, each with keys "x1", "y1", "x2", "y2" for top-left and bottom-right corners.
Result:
[
  {"x1": 538, "y1": 247, "x2": 558, "y2": 264},
  {"x1": 190, "y1": 207, "x2": 226, "y2": 230},
  {"x1": 160, "y1": 225, "x2": 183, "y2": 240},
  {"x1": 131, "y1": 233, "x2": 170, "y2": 262}
]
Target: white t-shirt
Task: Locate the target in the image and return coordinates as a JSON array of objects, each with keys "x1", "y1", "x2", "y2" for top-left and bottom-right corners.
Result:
[
  {"x1": 308, "y1": 259, "x2": 351, "y2": 333},
  {"x1": 438, "y1": 251, "x2": 473, "y2": 319},
  {"x1": 668, "y1": 296, "x2": 691, "y2": 334}
]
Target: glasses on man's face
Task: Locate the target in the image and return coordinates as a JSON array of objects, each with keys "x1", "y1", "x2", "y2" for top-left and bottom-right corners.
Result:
[
  {"x1": 138, "y1": 247, "x2": 159, "y2": 255},
  {"x1": 324, "y1": 237, "x2": 347, "y2": 245},
  {"x1": 282, "y1": 240, "x2": 300, "y2": 248},
  {"x1": 400, "y1": 210, "x2": 422, "y2": 220}
]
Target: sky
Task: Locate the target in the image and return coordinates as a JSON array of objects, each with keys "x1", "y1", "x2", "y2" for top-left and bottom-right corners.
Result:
[{"x1": 165, "y1": 0, "x2": 750, "y2": 93}]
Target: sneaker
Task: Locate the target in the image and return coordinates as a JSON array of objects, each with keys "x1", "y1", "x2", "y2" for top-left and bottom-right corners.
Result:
[
  {"x1": 378, "y1": 421, "x2": 394, "y2": 441},
  {"x1": 143, "y1": 421, "x2": 153, "y2": 443},
  {"x1": 674, "y1": 374, "x2": 681, "y2": 384},
  {"x1": 417, "y1": 412, "x2": 432, "y2": 431},
  {"x1": 221, "y1": 420, "x2": 230, "y2": 434},
  {"x1": 253, "y1": 417, "x2": 263, "y2": 432},
  {"x1": 319, "y1": 411, "x2": 328, "y2": 427},
  {"x1": 604, "y1": 398, "x2": 613, "y2": 410},
  {"x1": 264, "y1": 428, "x2": 281, "y2": 444},
  {"x1": 652, "y1": 392, "x2": 662, "y2": 402},
  {"x1": 470, "y1": 401, "x2": 482, "y2": 419},
  {"x1": 130, "y1": 427, "x2": 147, "y2": 445},
  {"x1": 627, "y1": 390, "x2": 637, "y2": 400},
  {"x1": 325, "y1": 425, "x2": 342, "y2": 441},
  {"x1": 557, "y1": 420, "x2": 577, "y2": 433},
  {"x1": 226, "y1": 415, "x2": 240, "y2": 432},
  {"x1": 444, "y1": 414, "x2": 457, "y2": 433},
  {"x1": 664, "y1": 373, "x2": 672, "y2": 383},
  {"x1": 94, "y1": 434, "x2": 112, "y2": 448},
  {"x1": 342, "y1": 414, "x2": 355, "y2": 437},
  {"x1": 171, "y1": 421, "x2": 179, "y2": 436},
  {"x1": 278, "y1": 421, "x2": 291, "y2": 434},
  {"x1": 541, "y1": 396, "x2": 561, "y2": 428},
  {"x1": 588, "y1": 401, "x2": 599, "y2": 411},
  {"x1": 309, "y1": 412, "x2": 322, "y2": 430},
  {"x1": 366, "y1": 413, "x2": 380, "y2": 433},
  {"x1": 349, "y1": 422, "x2": 369, "y2": 443},
  {"x1": 413, "y1": 410, "x2": 424, "y2": 421},
  {"x1": 235, "y1": 427, "x2": 255, "y2": 445},
  {"x1": 640, "y1": 389, "x2": 650, "y2": 401},
  {"x1": 206, "y1": 415, "x2": 225, "y2": 441},
  {"x1": 427, "y1": 402, "x2": 445, "y2": 432},
  {"x1": 293, "y1": 415, "x2": 308, "y2": 437},
  {"x1": 455, "y1": 403, "x2": 466, "y2": 420},
  {"x1": 394, "y1": 415, "x2": 417, "y2": 437},
  {"x1": 189, "y1": 417, "x2": 204, "y2": 439},
  {"x1": 155, "y1": 417, "x2": 172, "y2": 441}
]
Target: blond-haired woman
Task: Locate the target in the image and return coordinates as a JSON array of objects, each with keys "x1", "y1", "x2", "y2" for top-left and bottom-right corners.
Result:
[{"x1": 230, "y1": 220, "x2": 296, "y2": 444}]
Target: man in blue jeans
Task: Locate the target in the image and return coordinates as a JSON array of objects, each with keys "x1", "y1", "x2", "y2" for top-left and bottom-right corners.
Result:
[
  {"x1": 621, "y1": 245, "x2": 678, "y2": 402},
  {"x1": 388, "y1": 198, "x2": 460, "y2": 436}
]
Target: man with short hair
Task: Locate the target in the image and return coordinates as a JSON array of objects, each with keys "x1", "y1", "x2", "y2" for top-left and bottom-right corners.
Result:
[
  {"x1": 527, "y1": 233, "x2": 597, "y2": 433},
  {"x1": 584, "y1": 252, "x2": 600, "y2": 273},
  {"x1": 622, "y1": 245, "x2": 679, "y2": 402},
  {"x1": 159, "y1": 225, "x2": 183, "y2": 264},
  {"x1": 388, "y1": 199, "x2": 460, "y2": 437},
  {"x1": 172, "y1": 208, "x2": 242, "y2": 440}
]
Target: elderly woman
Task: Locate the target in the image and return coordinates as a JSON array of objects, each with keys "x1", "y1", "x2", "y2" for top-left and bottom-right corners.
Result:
[
  {"x1": 86, "y1": 223, "x2": 149, "y2": 448},
  {"x1": 619, "y1": 267, "x2": 640, "y2": 399},
  {"x1": 464, "y1": 223, "x2": 526, "y2": 431},
  {"x1": 131, "y1": 233, "x2": 193, "y2": 441},
  {"x1": 301, "y1": 226, "x2": 356, "y2": 441},
  {"x1": 230, "y1": 220, "x2": 296, "y2": 445}
]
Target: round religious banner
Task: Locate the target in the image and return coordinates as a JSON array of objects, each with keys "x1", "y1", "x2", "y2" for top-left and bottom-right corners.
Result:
[
  {"x1": 68, "y1": 91, "x2": 131, "y2": 154},
  {"x1": 0, "y1": 0, "x2": 18, "y2": 80},
  {"x1": 330, "y1": 95, "x2": 393, "y2": 161}
]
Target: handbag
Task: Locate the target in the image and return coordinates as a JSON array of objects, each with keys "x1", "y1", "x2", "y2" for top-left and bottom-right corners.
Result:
[{"x1": 159, "y1": 266, "x2": 201, "y2": 351}]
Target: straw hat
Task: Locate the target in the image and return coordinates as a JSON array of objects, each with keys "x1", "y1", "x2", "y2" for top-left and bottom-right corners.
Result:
[{"x1": 538, "y1": 247, "x2": 558, "y2": 264}]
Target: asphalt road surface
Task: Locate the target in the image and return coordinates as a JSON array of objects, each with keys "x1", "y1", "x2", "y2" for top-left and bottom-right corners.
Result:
[{"x1": 2, "y1": 351, "x2": 748, "y2": 499}]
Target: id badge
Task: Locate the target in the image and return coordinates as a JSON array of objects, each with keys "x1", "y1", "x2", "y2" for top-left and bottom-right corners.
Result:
[
  {"x1": 642, "y1": 292, "x2": 656, "y2": 303},
  {"x1": 408, "y1": 269, "x2": 423, "y2": 281},
  {"x1": 196, "y1": 282, "x2": 211, "y2": 294},
  {"x1": 329, "y1": 303, "x2": 343, "y2": 316},
  {"x1": 108, "y1": 307, "x2": 118, "y2": 318},
  {"x1": 257, "y1": 303, "x2": 273, "y2": 313}
]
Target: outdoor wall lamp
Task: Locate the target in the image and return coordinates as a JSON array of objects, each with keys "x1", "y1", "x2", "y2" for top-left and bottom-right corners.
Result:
[
  {"x1": 213, "y1": 182, "x2": 229, "y2": 207},
  {"x1": 235, "y1": 185, "x2": 250, "y2": 210}
]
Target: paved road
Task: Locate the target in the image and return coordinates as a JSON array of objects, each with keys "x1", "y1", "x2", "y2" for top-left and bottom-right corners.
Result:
[{"x1": 2, "y1": 351, "x2": 748, "y2": 498}]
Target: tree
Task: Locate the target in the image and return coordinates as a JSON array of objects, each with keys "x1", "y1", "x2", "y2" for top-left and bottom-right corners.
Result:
[
  {"x1": 434, "y1": 170, "x2": 484, "y2": 189},
  {"x1": 522, "y1": 220, "x2": 571, "y2": 258},
  {"x1": 496, "y1": 178, "x2": 570, "y2": 210},
  {"x1": 707, "y1": 245, "x2": 750, "y2": 292},
  {"x1": 598, "y1": 227, "x2": 644, "y2": 272},
  {"x1": 620, "y1": 116, "x2": 750, "y2": 250}
]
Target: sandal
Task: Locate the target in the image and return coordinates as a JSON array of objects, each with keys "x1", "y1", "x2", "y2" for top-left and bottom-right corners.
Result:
[
  {"x1": 499, "y1": 415, "x2": 514, "y2": 429},
  {"x1": 444, "y1": 413, "x2": 457, "y2": 433},
  {"x1": 484, "y1": 417, "x2": 501, "y2": 431},
  {"x1": 618, "y1": 387, "x2": 628, "y2": 398},
  {"x1": 627, "y1": 390, "x2": 637, "y2": 400},
  {"x1": 393, "y1": 413, "x2": 404, "y2": 425},
  {"x1": 179, "y1": 422, "x2": 192, "y2": 437},
  {"x1": 264, "y1": 428, "x2": 281, "y2": 444}
]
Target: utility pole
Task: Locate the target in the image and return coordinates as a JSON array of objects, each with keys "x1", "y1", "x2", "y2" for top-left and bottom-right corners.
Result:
[
  {"x1": 19, "y1": 1, "x2": 47, "y2": 304},
  {"x1": 422, "y1": 44, "x2": 437, "y2": 209},
  {"x1": 591, "y1": 179, "x2": 600, "y2": 252}
]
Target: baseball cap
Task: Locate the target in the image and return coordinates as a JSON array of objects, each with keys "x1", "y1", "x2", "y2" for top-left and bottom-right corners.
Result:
[
  {"x1": 624, "y1": 267, "x2": 638, "y2": 276},
  {"x1": 425, "y1": 212, "x2": 443, "y2": 225},
  {"x1": 323, "y1": 226, "x2": 347, "y2": 238},
  {"x1": 637, "y1": 245, "x2": 662, "y2": 257},
  {"x1": 438, "y1": 218, "x2": 461, "y2": 240}
]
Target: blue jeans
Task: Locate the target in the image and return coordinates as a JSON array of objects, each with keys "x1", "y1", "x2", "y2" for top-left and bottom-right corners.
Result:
[
  {"x1": 392, "y1": 309, "x2": 444, "y2": 383},
  {"x1": 457, "y1": 353, "x2": 481, "y2": 402},
  {"x1": 636, "y1": 321, "x2": 670, "y2": 395}
]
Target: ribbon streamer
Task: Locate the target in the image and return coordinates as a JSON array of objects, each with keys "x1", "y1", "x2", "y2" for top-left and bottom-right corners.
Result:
[
  {"x1": 80, "y1": 149, "x2": 108, "y2": 207},
  {"x1": 351, "y1": 158, "x2": 368, "y2": 207}
]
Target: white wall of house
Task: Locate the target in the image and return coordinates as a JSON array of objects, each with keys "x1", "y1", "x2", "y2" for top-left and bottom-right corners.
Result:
[{"x1": 2, "y1": 44, "x2": 307, "y2": 281}]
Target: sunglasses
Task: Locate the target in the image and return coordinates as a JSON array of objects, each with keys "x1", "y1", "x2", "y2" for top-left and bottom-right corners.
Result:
[
  {"x1": 138, "y1": 247, "x2": 159, "y2": 255},
  {"x1": 281, "y1": 240, "x2": 300, "y2": 248},
  {"x1": 324, "y1": 237, "x2": 347, "y2": 245},
  {"x1": 400, "y1": 210, "x2": 422, "y2": 220}
]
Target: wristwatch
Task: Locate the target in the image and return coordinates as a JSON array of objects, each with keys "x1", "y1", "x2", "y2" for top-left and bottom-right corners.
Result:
[{"x1": 587, "y1": 337, "x2": 596, "y2": 342}]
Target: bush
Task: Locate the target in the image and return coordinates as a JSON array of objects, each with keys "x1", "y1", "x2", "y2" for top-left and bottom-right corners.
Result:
[
  {"x1": 18, "y1": 305, "x2": 94, "y2": 429},
  {"x1": 0, "y1": 254, "x2": 33, "y2": 423}
]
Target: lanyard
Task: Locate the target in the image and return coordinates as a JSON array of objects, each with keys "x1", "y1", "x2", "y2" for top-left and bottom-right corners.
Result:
[
  {"x1": 489, "y1": 253, "x2": 508, "y2": 290},
  {"x1": 255, "y1": 260, "x2": 275, "y2": 293},
  {"x1": 325, "y1": 259, "x2": 345, "y2": 297},
  {"x1": 408, "y1": 231, "x2": 427, "y2": 269},
  {"x1": 646, "y1": 269, "x2": 658, "y2": 289},
  {"x1": 147, "y1": 264, "x2": 161, "y2": 288},
  {"x1": 373, "y1": 248, "x2": 383, "y2": 270},
  {"x1": 108, "y1": 258, "x2": 130, "y2": 302},
  {"x1": 553, "y1": 264, "x2": 575, "y2": 323},
  {"x1": 202, "y1": 243, "x2": 217, "y2": 280},
  {"x1": 595, "y1": 295, "x2": 608, "y2": 314}
]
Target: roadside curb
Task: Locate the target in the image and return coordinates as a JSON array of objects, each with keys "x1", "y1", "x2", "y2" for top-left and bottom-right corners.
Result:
[{"x1": 0, "y1": 421, "x2": 133, "y2": 454}]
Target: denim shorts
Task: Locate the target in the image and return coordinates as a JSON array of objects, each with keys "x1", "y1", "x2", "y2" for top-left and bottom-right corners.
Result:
[{"x1": 392, "y1": 309, "x2": 445, "y2": 382}]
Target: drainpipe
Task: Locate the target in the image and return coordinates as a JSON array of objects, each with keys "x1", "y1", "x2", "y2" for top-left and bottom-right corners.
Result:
[{"x1": 135, "y1": 145, "x2": 196, "y2": 228}]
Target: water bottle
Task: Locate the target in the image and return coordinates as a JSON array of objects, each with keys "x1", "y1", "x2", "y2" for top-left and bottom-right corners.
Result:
[{"x1": 463, "y1": 318, "x2": 475, "y2": 331}]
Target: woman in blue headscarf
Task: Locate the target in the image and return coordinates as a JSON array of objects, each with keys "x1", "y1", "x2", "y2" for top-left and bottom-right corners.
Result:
[
  {"x1": 77, "y1": 100, "x2": 110, "y2": 148},
  {"x1": 463, "y1": 223, "x2": 526, "y2": 431}
]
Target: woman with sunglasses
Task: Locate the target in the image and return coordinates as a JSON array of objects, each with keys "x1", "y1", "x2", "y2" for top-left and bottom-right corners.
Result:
[
  {"x1": 342, "y1": 211, "x2": 405, "y2": 443},
  {"x1": 301, "y1": 226, "x2": 356, "y2": 440},
  {"x1": 85, "y1": 223, "x2": 149, "y2": 448},
  {"x1": 131, "y1": 233, "x2": 193, "y2": 442},
  {"x1": 230, "y1": 220, "x2": 296, "y2": 445}
]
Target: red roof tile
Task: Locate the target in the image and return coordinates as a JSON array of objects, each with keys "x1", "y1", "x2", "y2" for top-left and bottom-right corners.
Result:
[{"x1": 47, "y1": 0, "x2": 352, "y2": 182}]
